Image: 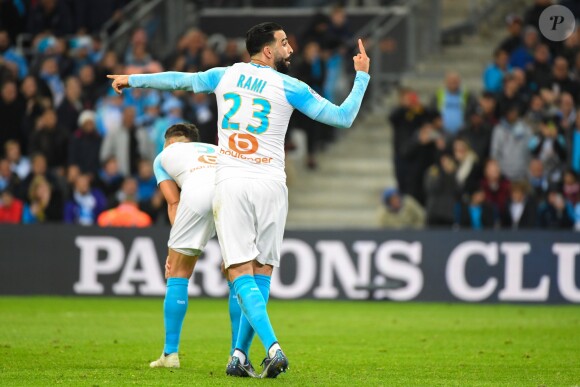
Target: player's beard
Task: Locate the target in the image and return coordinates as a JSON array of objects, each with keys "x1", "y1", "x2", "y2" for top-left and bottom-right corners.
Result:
[{"x1": 275, "y1": 55, "x2": 291, "y2": 74}]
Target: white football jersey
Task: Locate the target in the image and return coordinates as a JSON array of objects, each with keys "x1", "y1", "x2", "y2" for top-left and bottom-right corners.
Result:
[
  {"x1": 213, "y1": 62, "x2": 294, "y2": 183},
  {"x1": 131, "y1": 62, "x2": 370, "y2": 184},
  {"x1": 153, "y1": 142, "x2": 218, "y2": 188}
]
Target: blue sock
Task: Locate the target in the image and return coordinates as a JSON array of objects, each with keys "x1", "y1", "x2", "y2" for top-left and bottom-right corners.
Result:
[
  {"x1": 236, "y1": 274, "x2": 271, "y2": 357},
  {"x1": 163, "y1": 277, "x2": 189, "y2": 355},
  {"x1": 227, "y1": 280, "x2": 242, "y2": 356},
  {"x1": 233, "y1": 275, "x2": 277, "y2": 354}
]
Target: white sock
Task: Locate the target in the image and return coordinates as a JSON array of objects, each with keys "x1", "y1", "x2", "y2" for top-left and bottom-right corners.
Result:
[
  {"x1": 268, "y1": 342, "x2": 281, "y2": 358},
  {"x1": 233, "y1": 349, "x2": 247, "y2": 364}
]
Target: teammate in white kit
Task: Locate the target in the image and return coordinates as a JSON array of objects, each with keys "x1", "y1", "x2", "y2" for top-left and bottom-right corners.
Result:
[
  {"x1": 148, "y1": 123, "x2": 222, "y2": 369},
  {"x1": 108, "y1": 21, "x2": 370, "y2": 378}
]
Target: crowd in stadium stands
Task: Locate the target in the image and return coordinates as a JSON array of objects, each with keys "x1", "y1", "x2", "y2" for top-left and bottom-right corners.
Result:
[
  {"x1": 382, "y1": 0, "x2": 580, "y2": 231},
  {"x1": 0, "y1": 0, "x2": 353, "y2": 226}
]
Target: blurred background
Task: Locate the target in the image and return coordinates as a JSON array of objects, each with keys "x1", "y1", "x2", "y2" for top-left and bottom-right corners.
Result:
[{"x1": 1, "y1": 0, "x2": 579, "y2": 231}]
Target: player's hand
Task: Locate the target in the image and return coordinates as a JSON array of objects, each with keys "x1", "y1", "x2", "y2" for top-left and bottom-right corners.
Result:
[
  {"x1": 107, "y1": 74, "x2": 130, "y2": 94},
  {"x1": 353, "y1": 39, "x2": 370, "y2": 74}
]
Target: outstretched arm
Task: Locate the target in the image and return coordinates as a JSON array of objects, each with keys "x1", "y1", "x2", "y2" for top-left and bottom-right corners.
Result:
[
  {"x1": 107, "y1": 67, "x2": 226, "y2": 94},
  {"x1": 285, "y1": 39, "x2": 371, "y2": 129}
]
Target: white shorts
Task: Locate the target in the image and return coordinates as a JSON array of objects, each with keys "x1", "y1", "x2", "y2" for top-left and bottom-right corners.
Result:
[
  {"x1": 168, "y1": 182, "x2": 216, "y2": 257},
  {"x1": 213, "y1": 178, "x2": 288, "y2": 268}
]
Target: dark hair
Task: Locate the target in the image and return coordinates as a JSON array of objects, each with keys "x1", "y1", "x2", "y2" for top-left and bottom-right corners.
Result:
[
  {"x1": 164, "y1": 123, "x2": 199, "y2": 142},
  {"x1": 246, "y1": 22, "x2": 283, "y2": 56}
]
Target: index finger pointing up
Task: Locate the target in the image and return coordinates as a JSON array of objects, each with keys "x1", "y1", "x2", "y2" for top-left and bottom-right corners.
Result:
[{"x1": 358, "y1": 38, "x2": 367, "y2": 57}]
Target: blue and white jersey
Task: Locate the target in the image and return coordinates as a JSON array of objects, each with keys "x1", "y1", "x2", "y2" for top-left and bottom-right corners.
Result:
[
  {"x1": 153, "y1": 142, "x2": 218, "y2": 188},
  {"x1": 130, "y1": 63, "x2": 370, "y2": 183}
]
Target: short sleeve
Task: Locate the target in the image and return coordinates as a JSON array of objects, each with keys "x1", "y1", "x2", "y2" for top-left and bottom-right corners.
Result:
[{"x1": 153, "y1": 154, "x2": 173, "y2": 185}]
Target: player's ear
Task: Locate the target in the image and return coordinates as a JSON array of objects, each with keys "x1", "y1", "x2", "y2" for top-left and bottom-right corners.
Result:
[{"x1": 264, "y1": 45, "x2": 273, "y2": 59}]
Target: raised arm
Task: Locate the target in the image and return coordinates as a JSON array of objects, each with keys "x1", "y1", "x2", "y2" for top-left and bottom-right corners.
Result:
[
  {"x1": 107, "y1": 67, "x2": 227, "y2": 94},
  {"x1": 285, "y1": 39, "x2": 370, "y2": 129}
]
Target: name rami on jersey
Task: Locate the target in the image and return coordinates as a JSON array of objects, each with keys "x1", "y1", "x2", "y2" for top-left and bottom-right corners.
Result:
[{"x1": 236, "y1": 74, "x2": 267, "y2": 94}]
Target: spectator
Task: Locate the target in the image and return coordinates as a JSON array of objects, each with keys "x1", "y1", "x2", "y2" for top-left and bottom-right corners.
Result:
[
  {"x1": 524, "y1": 93, "x2": 548, "y2": 131},
  {"x1": 182, "y1": 28, "x2": 207, "y2": 71},
  {"x1": 97, "y1": 177, "x2": 152, "y2": 227},
  {"x1": 0, "y1": 157, "x2": 20, "y2": 193},
  {"x1": 401, "y1": 120, "x2": 446, "y2": 205},
  {"x1": 135, "y1": 158, "x2": 156, "y2": 201},
  {"x1": 94, "y1": 50, "x2": 121, "y2": 90},
  {"x1": 377, "y1": 187, "x2": 425, "y2": 229},
  {"x1": 500, "y1": 181, "x2": 538, "y2": 229},
  {"x1": 483, "y1": 48, "x2": 510, "y2": 93},
  {"x1": 0, "y1": 188, "x2": 23, "y2": 224},
  {"x1": 291, "y1": 40, "x2": 328, "y2": 169},
  {"x1": 124, "y1": 28, "x2": 162, "y2": 74},
  {"x1": 78, "y1": 64, "x2": 100, "y2": 109},
  {"x1": 564, "y1": 169, "x2": 580, "y2": 231},
  {"x1": 528, "y1": 158, "x2": 550, "y2": 201},
  {"x1": 424, "y1": 153, "x2": 458, "y2": 227},
  {"x1": 139, "y1": 188, "x2": 168, "y2": 225},
  {"x1": 68, "y1": 110, "x2": 102, "y2": 176},
  {"x1": 99, "y1": 105, "x2": 155, "y2": 176},
  {"x1": 495, "y1": 74, "x2": 528, "y2": 117},
  {"x1": 63, "y1": 173, "x2": 106, "y2": 225},
  {"x1": 529, "y1": 116, "x2": 567, "y2": 182},
  {"x1": 458, "y1": 106, "x2": 492, "y2": 162},
  {"x1": 95, "y1": 91, "x2": 123, "y2": 136},
  {"x1": 38, "y1": 56, "x2": 65, "y2": 106},
  {"x1": 453, "y1": 137, "x2": 482, "y2": 200},
  {"x1": 562, "y1": 169, "x2": 580, "y2": 205},
  {"x1": 568, "y1": 109, "x2": 580, "y2": 174},
  {"x1": 497, "y1": 14, "x2": 523, "y2": 55},
  {"x1": 4, "y1": 140, "x2": 30, "y2": 180},
  {"x1": 389, "y1": 88, "x2": 429, "y2": 192},
  {"x1": 150, "y1": 98, "x2": 186, "y2": 154},
  {"x1": 18, "y1": 153, "x2": 58, "y2": 200},
  {"x1": 539, "y1": 187, "x2": 574, "y2": 229},
  {"x1": 570, "y1": 50, "x2": 580, "y2": 80},
  {"x1": 26, "y1": 0, "x2": 74, "y2": 37},
  {"x1": 0, "y1": 29, "x2": 27, "y2": 79},
  {"x1": 185, "y1": 93, "x2": 217, "y2": 145},
  {"x1": 524, "y1": 0, "x2": 552, "y2": 29},
  {"x1": 557, "y1": 92, "x2": 576, "y2": 131},
  {"x1": 199, "y1": 47, "x2": 220, "y2": 72},
  {"x1": 481, "y1": 159, "x2": 511, "y2": 220},
  {"x1": 328, "y1": 4, "x2": 352, "y2": 45},
  {"x1": 220, "y1": 39, "x2": 242, "y2": 65},
  {"x1": 20, "y1": 75, "x2": 51, "y2": 153},
  {"x1": 136, "y1": 92, "x2": 161, "y2": 133},
  {"x1": 479, "y1": 91, "x2": 499, "y2": 128},
  {"x1": 491, "y1": 104, "x2": 533, "y2": 180},
  {"x1": 432, "y1": 71, "x2": 474, "y2": 137},
  {"x1": 457, "y1": 188, "x2": 495, "y2": 229},
  {"x1": 546, "y1": 56, "x2": 580, "y2": 102},
  {"x1": 0, "y1": 80, "x2": 25, "y2": 149},
  {"x1": 22, "y1": 175, "x2": 63, "y2": 223},
  {"x1": 95, "y1": 156, "x2": 123, "y2": 204},
  {"x1": 68, "y1": 35, "x2": 95, "y2": 75},
  {"x1": 57, "y1": 76, "x2": 83, "y2": 133},
  {"x1": 28, "y1": 108, "x2": 68, "y2": 171},
  {"x1": 526, "y1": 44, "x2": 552, "y2": 92},
  {"x1": 509, "y1": 26, "x2": 539, "y2": 70}
]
